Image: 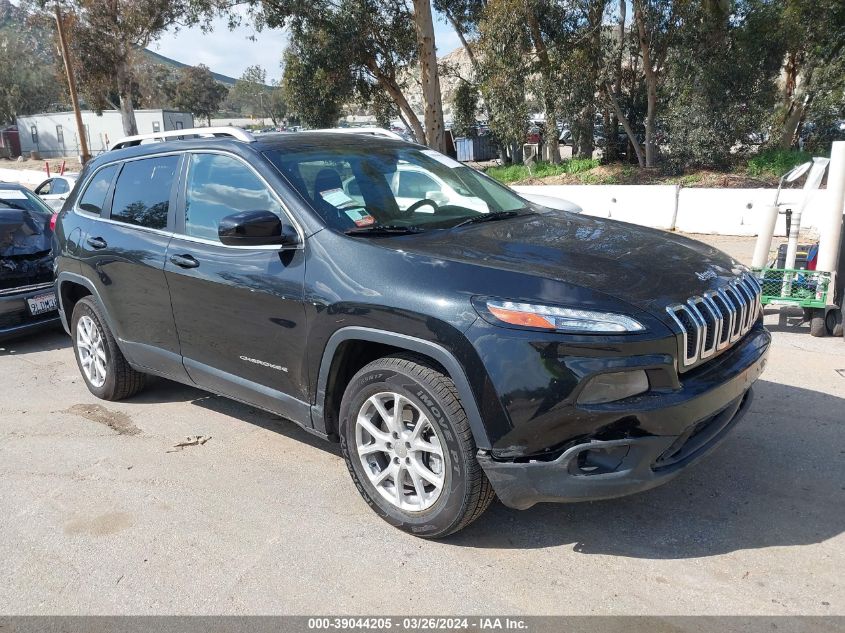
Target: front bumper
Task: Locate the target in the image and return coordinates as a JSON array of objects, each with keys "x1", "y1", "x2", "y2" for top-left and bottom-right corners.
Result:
[
  {"x1": 0, "y1": 283, "x2": 61, "y2": 341},
  {"x1": 477, "y1": 327, "x2": 768, "y2": 510}
]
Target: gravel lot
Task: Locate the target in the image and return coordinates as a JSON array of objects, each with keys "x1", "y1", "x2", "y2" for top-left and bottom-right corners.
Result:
[{"x1": 0, "y1": 235, "x2": 842, "y2": 616}]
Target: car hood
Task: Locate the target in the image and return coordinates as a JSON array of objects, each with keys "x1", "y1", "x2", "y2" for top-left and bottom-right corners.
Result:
[
  {"x1": 395, "y1": 211, "x2": 744, "y2": 315},
  {"x1": 0, "y1": 208, "x2": 52, "y2": 257}
]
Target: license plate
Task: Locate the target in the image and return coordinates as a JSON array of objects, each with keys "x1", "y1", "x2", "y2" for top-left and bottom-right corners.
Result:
[{"x1": 27, "y1": 292, "x2": 58, "y2": 316}]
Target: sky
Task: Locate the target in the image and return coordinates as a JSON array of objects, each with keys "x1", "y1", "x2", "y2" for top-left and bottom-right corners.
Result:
[{"x1": 152, "y1": 11, "x2": 463, "y2": 84}]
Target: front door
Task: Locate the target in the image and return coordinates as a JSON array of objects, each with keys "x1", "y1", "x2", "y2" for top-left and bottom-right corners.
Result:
[{"x1": 164, "y1": 151, "x2": 309, "y2": 421}]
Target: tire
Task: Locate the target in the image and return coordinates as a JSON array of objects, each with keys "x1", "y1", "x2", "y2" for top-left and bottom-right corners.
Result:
[
  {"x1": 71, "y1": 297, "x2": 146, "y2": 400},
  {"x1": 825, "y1": 307, "x2": 841, "y2": 337},
  {"x1": 809, "y1": 308, "x2": 827, "y2": 337},
  {"x1": 338, "y1": 354, "x2": 495, "y2": 538}
]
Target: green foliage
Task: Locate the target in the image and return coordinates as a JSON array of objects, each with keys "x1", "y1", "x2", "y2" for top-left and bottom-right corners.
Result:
[
  {"x1": 663, "y1": 0, "x2": 784, "y2": 169},
  {"x1": 477, "y1": 0, "x2": 530, "y2": 159},
  {"x1": 747, "y1": 149, "x2": 814, "y2": 179},
  {"x1": 282, "y1": 32, "x2": 352, "y2": 128},
  {"x1": 485, "y1": 158, "x2": 600, "y2": 183},
  {"x1": 451, "y1": 81, "x2": 478, "y2": 138},
  {"x1": 228, "y1": 65, "x2": 268, "y2": 117},
  {"x1": 172, "y1": 64, "x2": 228, "y2": 125},
  {"x1": 0, "y1": 14, "x2": 64, "y2": 124},
  {"x1": 260, "y1": 0, "x2": 422, "y2": 136}
]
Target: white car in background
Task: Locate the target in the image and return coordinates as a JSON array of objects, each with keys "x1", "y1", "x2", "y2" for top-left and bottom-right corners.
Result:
[{"x1": 34, "y1": 176, "x2": 77, "y2": 211}]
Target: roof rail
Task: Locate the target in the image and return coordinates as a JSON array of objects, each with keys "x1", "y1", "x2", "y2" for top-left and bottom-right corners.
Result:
[
  {"x1": 310, "y1": 127, "x2": 405, "y2": 141},
  {"x1": 109, "y1": 126, "x2": 255, "y2": 151}
]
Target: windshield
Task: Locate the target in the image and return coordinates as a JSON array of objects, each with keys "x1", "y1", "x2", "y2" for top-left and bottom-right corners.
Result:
[
  {"x1": 264, "y1": 145, "x2": 528, "y2": 232},
  {"x1": 0, "y1": 187, "x2": 53, "y2": 215}
]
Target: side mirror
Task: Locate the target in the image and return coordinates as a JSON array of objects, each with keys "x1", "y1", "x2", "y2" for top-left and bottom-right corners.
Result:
[{"x1": 218, "y1": 210, "x2": 299, "y2": 248}]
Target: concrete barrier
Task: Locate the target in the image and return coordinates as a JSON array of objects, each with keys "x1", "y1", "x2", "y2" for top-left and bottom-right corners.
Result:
[
  {"x1": 674, "y1": 187, "x2": 834, "y2": 237},
  {"x1": 512, "y1": 184, "x2": 841, "y2": 236}
]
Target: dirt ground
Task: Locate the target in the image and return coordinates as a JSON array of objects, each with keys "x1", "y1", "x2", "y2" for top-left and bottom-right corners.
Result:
[
  {"x1": 0, "y1": 234, "x2": 842, "y2": 616},
  {"x1": 0, "y1": 155, "x2": 83, "y2": 174}
]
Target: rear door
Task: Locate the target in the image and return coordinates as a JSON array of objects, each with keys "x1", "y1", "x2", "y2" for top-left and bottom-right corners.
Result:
[
  {"x1": 164, "y1": 151, "x2": 309, "y2": 420},
  {"x1": 75, "y1": 154, "x2": 187, "y2": 380}
]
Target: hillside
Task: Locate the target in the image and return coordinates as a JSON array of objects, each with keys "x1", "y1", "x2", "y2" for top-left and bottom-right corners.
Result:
[{"x1": 140, "y1": 49, "x2": 241, "y2": 87}]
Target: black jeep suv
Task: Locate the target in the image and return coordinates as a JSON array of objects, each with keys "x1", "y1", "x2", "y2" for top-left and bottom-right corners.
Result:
[{"x1": 53, "y1": 129, "x2": 770, "y2": 537}]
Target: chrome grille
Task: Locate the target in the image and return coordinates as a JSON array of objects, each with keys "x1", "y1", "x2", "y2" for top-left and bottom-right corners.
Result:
[{"x1": 666, "y1": 273, "x2": 762, "y2": 370}]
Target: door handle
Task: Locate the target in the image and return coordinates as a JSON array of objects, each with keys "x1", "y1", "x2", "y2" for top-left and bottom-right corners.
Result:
[
  {"x1": 86, "y1": 236, "x2": 107, "y2": 249},
  {"x1": 169, "y1": 254, "x2": 199, "y2": 269}
]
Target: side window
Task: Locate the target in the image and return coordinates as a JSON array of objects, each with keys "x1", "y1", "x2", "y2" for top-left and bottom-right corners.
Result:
[
  {"x1": 110, "y1": 155, "x2": 179, "y2": 230},
  {"x1": 398, "y1": 171, "x2": 440, "y2": 198},
  {"x1": 37, "y1": 180, "x2": 52, "y2": 195},
  {"x1": 77, "y1": 165, "x2": 118, "y2": 215},
  {"x1": 184, "y1": 153, "x2": 283, "y2": 241}
]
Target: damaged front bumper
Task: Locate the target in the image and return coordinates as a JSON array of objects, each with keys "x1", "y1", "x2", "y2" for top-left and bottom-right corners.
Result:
[
  {"x1": 479, "y1": 390, "x2": 754, "y2": 509},
  {"x1": 477, "y1": 327, "x2": 769, "y2": 510}
]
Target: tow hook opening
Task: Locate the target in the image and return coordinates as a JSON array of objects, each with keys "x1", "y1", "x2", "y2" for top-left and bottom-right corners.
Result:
[{"x1": 568, "y1": 443, "x2": 631, "y2": 476}]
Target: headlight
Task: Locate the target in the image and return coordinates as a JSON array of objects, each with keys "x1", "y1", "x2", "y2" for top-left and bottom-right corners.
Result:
[{"x1": 482, "y1": 300, "x2": 645, "y2": 334}]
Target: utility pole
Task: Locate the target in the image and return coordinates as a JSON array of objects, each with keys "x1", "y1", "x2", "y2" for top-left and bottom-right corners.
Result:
[{"x1": 54, "y1": 2, "x2": 90, "y2": 163}]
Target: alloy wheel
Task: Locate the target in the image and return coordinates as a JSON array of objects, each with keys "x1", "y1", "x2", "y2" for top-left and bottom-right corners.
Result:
[
  {"x1": 76, "y1": 315, "x2": 107, "y2": 388},
  {"x1": 355, "y1": 392, "x2": 446, "y2": 512}
]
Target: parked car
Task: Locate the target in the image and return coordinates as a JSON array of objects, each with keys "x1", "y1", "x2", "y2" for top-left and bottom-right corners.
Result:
[
  {"x1": 54, "y1": 127, "x2": 769, "y2": 538},
  {"x1": 1, "y1": 182, "x2": 60, "y2": 340},
  {"x1": 34, "y1": 176, "x2": 77, "y2": 212}
]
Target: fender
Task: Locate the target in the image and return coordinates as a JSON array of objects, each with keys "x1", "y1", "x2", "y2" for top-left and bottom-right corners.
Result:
[
  {"x1": 311, "y1": 326, "x2": 491, "y2": 450},
  {"x1": 56, "y1": 272, "x2": 114, "y2": 335}
]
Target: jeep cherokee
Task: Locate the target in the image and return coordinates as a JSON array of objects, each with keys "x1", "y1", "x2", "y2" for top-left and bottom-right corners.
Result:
[{"x1": 53, "y1": 128, "x2": 770, "y2": 537}]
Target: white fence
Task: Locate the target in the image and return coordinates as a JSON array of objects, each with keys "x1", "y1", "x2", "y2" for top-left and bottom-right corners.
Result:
[{"x1": 513, "y1": 184, "x2": 840, "y2": 236}]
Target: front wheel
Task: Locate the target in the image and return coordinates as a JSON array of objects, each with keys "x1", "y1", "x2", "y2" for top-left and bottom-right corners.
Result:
[{"x1": 338, "y1": 355, "x2": 494, "y2": 538}]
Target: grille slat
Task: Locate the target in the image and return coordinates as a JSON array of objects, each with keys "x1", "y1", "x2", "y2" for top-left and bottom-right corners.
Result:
[{"x1": 666, "y1": 273, "x2": 761, "y2": 370}]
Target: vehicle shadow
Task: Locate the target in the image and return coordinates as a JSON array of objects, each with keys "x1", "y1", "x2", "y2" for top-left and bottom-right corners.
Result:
[
  {"x1": 0, "y1": 328, "x2": 70, "y2": 356},
  {"x1": 129, "y1": 377, "x2": 342, "y2": 456},
  {"x1": 448, "y1": 379, "x2": 845, "y2": 558},
  {"x1": 761, "y1": 305, "x2": 811, "y2": 334}
]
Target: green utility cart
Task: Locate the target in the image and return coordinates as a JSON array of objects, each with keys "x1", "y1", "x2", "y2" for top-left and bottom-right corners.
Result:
[{"x1": 753, "y1": 267, "x2": 840, "y2": 337}]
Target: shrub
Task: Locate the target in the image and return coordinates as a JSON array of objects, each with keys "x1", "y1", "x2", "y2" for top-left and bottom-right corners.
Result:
[{"x1": 747, "y1": 149, "x2": 813, "y2": 179}]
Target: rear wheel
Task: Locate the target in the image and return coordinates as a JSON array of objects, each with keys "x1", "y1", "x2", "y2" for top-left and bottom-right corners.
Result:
[
  {"x1": 71, "y1": 297, "x2": 146, "y2": 400},
  {"x1": 338, "y1": 355, "x2": 494, "y2": 538}
]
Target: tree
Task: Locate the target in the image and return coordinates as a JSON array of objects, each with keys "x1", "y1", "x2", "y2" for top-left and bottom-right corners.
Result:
[
  {"x1": 631, "y1": 0, "x2": 677, "y2": 167},
  {"x1": 134, "y1": 62, "x2": 178, "y2": 109},
  {"x1": 412, "y1": 0, "x2": 446, "y2": 152},
  {"x1": 774, "y1": 0, "x2": 845, "y2": 149},
  {"x1": 252, "y1": 0, "x2": 426, "y2": 143},
  {"x1": 433, "y1": 0, "x2": 486, "y2": 73},
  {"x1": 229, "y1": 65, "x2": 270, "y2": 118},
  {"x1": 59, "y1": 0, "x2": 220, "y2": 136},
  {"x1": 451, "y1": 80, "x2": 478, "y2": 137},
  {"x1": 266, "y1": 82, "x2": 287, "y2": 127},
  {"x1": 282, "y1": 34, "x2": 351, "y2": 128},
  {"x1": 663, "y1": 0, "x2": 783, "y2": 168},
  {"x1": 477, "y1": 0, "x2": 530, "y2": 163},
  {"x1": 0, "y1": 9, "x2": 67, "y2": 123},
  {"x1": 172, "y1": 64, "x2": 228, "y2": 126}
]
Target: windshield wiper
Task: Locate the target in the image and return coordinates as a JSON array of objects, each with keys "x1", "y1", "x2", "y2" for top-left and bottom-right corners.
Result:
[
  {"x1": 451, "y1": 210, "x2": 529, "y2": 229},
  {"x1": 344, "y1": 224, "x2": 425, "y2": 236}
]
